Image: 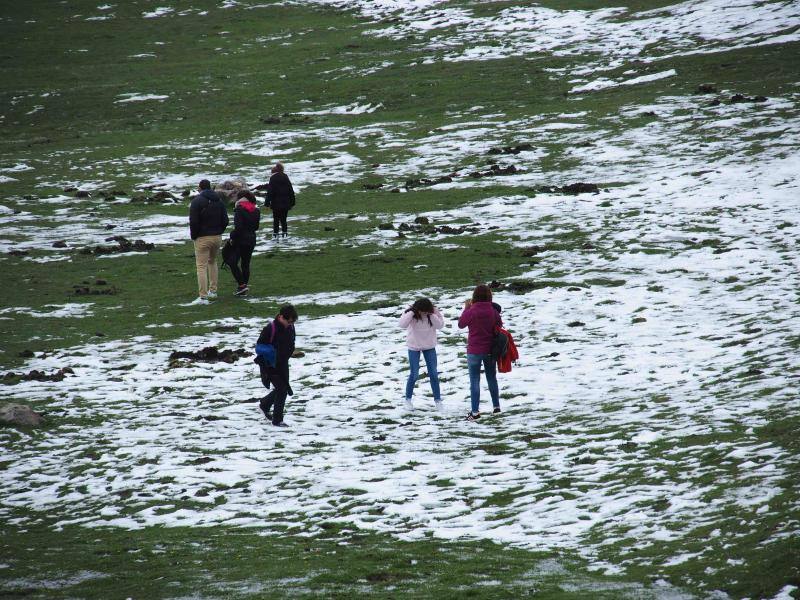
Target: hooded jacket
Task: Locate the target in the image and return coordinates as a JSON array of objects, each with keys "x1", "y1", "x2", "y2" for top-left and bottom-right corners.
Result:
[
  {"x1": 398, "y1": 308, "x2": 444, "y2": 351},
  {"x1": 189, "y1": 189, "x2": 229, "y2": 240},
  {"x1": 231, "y1": 199, "x2": 261, "y2": 246},
  {"x1": 265, "y1": 172, "x2": 296, "y2": 211}
]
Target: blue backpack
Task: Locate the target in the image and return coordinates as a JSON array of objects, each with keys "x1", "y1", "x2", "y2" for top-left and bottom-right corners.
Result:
[{"x1": 254, "y1": 321, "x2": 277, "y2": 367}]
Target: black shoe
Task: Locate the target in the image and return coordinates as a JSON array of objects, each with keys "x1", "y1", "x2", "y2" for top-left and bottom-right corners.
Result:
[
  {"x1": 272, "y1": 421, "x2": 289, "y2": 428},
  {"x1": 235, "y1": 285, "x2": 249, "y2": 296},
  {"x1": 493, "y1": 407, "x2": 501, "y2": 414},
  {"x1": 466, "y1": 412, "x2": 480, "y2": 421}
]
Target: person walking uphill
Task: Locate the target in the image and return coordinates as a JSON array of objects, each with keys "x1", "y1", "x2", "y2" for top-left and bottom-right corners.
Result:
[
  {"x1": 189, "y1": 179, "x2": 229, "y2": 304},
  {"x1": 265, "y1": 162, "x2": 295, "y2": 239},
  {"x1": 228, "y1": 190, "x2": 260, "y2": 296},
  {"x1": 399, "y1": 298, "x2": 444, "y2": 411},
  {"x1": 458, "y1": 284, "x2": 502, "y2": 421},
  {"x1": 255, "y1": 304, "x2": 298, "y2": 428}
]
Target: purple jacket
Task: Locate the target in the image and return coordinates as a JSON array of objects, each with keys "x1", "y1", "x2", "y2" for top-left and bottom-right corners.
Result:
[{"x1": 458, "y1": 301, "x2": 502, "y2": 355}]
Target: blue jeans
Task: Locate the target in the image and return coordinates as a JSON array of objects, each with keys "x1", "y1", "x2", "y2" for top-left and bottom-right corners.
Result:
[
  {"x1": 406, "y1": 349, "x2": 441, "y2": 401},
  {"x1": 467, "y1": 353, "x2": 499, "y2": 414}
]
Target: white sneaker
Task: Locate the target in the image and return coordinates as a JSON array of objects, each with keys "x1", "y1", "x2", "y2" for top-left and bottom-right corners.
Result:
[
  {"x1": 190, "y1": 297, "x2": 210, "y2": 305},
  {"x1": 404, "y1": 398, "x2": 414, "y2": 411},
  {"x1": 434, "y1": 401, "x2": 443, "y2": 412},
  {"x1": 207, "y1": 290, "x2": 218, "y2": 299}
]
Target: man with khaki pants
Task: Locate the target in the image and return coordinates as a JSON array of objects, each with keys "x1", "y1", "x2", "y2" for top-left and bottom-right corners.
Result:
[{"x1": 189, "y1": 179, "x2": 229, "y2": 304}]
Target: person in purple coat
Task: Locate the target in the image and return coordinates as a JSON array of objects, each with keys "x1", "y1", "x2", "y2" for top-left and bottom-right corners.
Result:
[{"x1": 458, "y1": 284, "x2": 502, "y2": 421}]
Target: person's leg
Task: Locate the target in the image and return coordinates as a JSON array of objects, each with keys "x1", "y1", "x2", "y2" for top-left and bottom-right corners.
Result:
[
  {"x1": 194, "y1": 238, "x2": 210, "y2": 298},
  {"x1": 229, "y1": 244, "x2": 244, "y2": 286},
  {"x1": 271, "y1": 379, "x2": 289, "y2": 424},
  {"x1": 280, "y1": 211, "x2": 288, "y2": 235},
  {"x1": 240, "y1": 244, "x2": 254, "y2": 286},
  {"x1": 272, "y1": 211, "x2": 280, "y2": 236},
  {"x1": 483, "y1": 354, "x2": 500, "y2": 408},
  {"x1": 467, "y1": 354, "x2": 482, "y2": 414},
  {"x1": 406, "y1": 350, "x2": 420, "y2": 400},
  {"x1": 207, "y1": 235, "x2": 221, "y2": 294},
  {"x1": 422, "y1": 348, "x2": 441, "y2": 401}
]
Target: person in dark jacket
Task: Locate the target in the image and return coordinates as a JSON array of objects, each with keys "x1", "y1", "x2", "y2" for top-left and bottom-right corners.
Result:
[
  {"x1": 264, "y1": 162, "x2": 296, "y2": 239},
  {"x1": 189, "y1": 179, "x2": 229, "y2": 304},
  {"x1": 227, "y1": 190, "x2": 260, "y2": 296},
  {"x1": 256, "y1": 304, "x2": 298, "y2": 427}
]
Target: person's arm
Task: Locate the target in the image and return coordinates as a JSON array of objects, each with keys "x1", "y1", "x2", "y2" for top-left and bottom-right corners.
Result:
[
  {"x1": 221, "y1": 204, "x2": 229, "y2": 231},
  {"x1": 253, "y1": 208, "x2": 261, "y2": 231},
  {"x1": 431, "y1": 309, "x2": 445, "y2": 330},
  {"x1": 265, "y1": 176, "x2": 274, "y2": 208},
  {"x1": 457, "y1": 306, "x2": 472, "y2": 329},
  {"x1": 231, "y1": 207, "x2": 242, "y2": 241},
  {"x1": 189, "y1": 197, "x2": 201, "y2": 240},
  {"x1": 398, "y1": 310, "x2": 414, "y2": 328},
  {"x1": 288, "y1": 179, "x2": 296, "y2": 207}
]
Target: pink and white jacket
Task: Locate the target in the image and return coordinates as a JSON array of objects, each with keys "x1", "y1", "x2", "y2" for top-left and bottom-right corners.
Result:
[{"x1": 398, "y1": 308, "x2": 444, "y2": 351}]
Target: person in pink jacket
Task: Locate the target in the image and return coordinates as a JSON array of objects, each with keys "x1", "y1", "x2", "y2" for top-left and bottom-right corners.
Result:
[
  {"x1": 398, "y1": 298, "x2": 444, "y2": 411},
  {"x1": 458, "y1": 284, "x2": 502, "y2": 421}
]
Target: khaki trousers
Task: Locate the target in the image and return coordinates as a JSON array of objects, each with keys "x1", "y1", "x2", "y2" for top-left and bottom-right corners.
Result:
[{"x1": 194, "y1": 235, "x2": 221, "y2": 298}]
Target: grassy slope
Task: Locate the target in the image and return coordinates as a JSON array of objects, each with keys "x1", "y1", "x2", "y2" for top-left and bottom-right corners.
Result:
[{"x1": 1, "y1": 1, "x2": 799, "y2": 598}]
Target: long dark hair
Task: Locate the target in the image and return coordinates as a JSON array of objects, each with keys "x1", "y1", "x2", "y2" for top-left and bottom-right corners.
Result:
[
  {"x1": 405, "y1": 298, "x2": 434, "y2": 326},
  {"x1": 472, "y1": 284, "x2": 492, "y2": 303}
]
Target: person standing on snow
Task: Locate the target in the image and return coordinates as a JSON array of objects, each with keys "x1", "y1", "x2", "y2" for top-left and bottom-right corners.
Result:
[
  {"x1": 264, "y1": 162, "x2": 296, "y2": 239},
  {"x1": 458, "y1": 284, "x2": 503, "y2": 421},
  {"x1": 398, "y1": 298, "x2": 444, "y2": 411},
  {"x1": 256, "y1": 304, "x2": 298, "y2": 428}
]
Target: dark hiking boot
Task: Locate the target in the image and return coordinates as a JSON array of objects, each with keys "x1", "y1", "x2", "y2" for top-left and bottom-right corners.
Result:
[
  {"x1": 493, "y1": 407, "x2": 501, "y2": 414},
  {"x1": 235, "y1": 284, "x2": 249, "y2": 296},
  {"x1": 466, "y1": 412, "x2": 481, "y2": 422},
  {"x1": 272, "y1": 421, "x2": 289, "y2": 428}
]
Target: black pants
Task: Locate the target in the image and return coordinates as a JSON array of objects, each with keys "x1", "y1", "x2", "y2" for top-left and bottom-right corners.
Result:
[
  {"x1": 272, "y1": 208, "x2": 288, "y2": 235},
  {"x1": 259, "y1": 365, "x2": 289, "y2": 425},
  {"x1": 229, "y1": 243, "x2": 254, "y2": 287}
]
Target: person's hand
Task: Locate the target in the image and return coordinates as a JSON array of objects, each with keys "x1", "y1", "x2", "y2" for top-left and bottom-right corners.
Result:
[{"x1": 464, "y1": 299, "x2": 472, "y2": 309}]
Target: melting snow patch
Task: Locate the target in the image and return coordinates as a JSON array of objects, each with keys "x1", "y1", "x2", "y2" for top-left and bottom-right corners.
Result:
[
  {"x1": 142, "y1": 7, "x2": 173, "y2": 18},
  {"x1": 115, "y1": 93, "x2": 169, "y2": 103}
]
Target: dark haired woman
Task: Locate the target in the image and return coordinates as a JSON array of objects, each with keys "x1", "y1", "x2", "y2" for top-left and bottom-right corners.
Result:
[
  {"x1": 265, "y1": 162, "x2": 296, "y2": 239},
  {"x1": 228, "y1": 190, "x2": 260, "y2": 296},
  {"x1": 458, "y1": 284, "x2": 502, "y2": 421},
  {"x1": 398, "y1": 298, "x2": 444, "y2": 411}
]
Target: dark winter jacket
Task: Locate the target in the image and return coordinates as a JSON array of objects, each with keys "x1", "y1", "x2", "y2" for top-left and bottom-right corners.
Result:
[
  {"x1": 256, "y1": 318, "x2": 296, "y2": 392},
  {"x1": 231, "y1": 199, "x2": 260, "y2": 247},
  {"x1": 189, "y1": 189, "x2": 229, "y2": 240},
  {"x1": 265, "y1": 172, "x2": 296, "y2": 211}
]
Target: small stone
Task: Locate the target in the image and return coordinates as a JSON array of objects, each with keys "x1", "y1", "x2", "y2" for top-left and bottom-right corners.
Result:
[
  {"x1": 75, "y1": 190, "x2": 91, "y2": 198},
  {"x1": 52, "y1": 240, "x2": 67, "y2": 248}
]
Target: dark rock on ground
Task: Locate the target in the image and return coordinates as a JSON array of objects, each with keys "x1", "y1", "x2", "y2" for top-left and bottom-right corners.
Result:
[
  {"x1": 405, "y1": 175, "x2": 453, "y2": 189},
  {"x1": 63, "y1": 186, "x2": 78, "y2": 193},
  {"x1": 696, "y1": 84, "x2": 718, "y2": 94},
  {"x1": 414, "y1": 216, "x2": 429, "y2": 225},
  {"x1": 8, "y1": 249, "x2": 29, "y2": 256},
  {"x1": 291, "y1": 351, "x2": 305, "y2": 358},
  {"x1": 259, "y1": 115, "x2": 281, "y2": 124},
  {"x1": 169, "y1": 346, "x2": 252, "y2": 364},
  {"x1": 73, "y1": 285, "x2": 117, "y2": 296},
  {"x1": 561, "y1": 182, "x2": 599, "y2": 194},
  {"x1": 3, "y1": 367, "x2": 74, "y2": 384},
  {"x1": 363, "y1": 183, "x2": 383, "y2": 190},
  {"x1": 521, "y1": 246, "x2": 544, "y2": 257},
  {"x1": 488, "y1": 143, "x2": 533, "y2": 155},
  {"x1": 75, "y1": 190, "x2": 91, "y2": 198},
  {"x1": 323, "y1": 226, "x2": 336, "y2": 231},
  {"x1": 632, "y1": 317, "x2": 647, "y2": 323},
  {"x1": 79, "y1": 236, "x2": 155, "y2": 255},
  {"x1": 378, "y1": 223, "x2": 395, "y2": 230},
  {"x1": 52, "y1": 240, "x2": 67, "y2": 248},
  {"x1": 730, "y1": 94, "x2": 768, "y2": 104},
  {"x1": 469, "y1": 164, "x2": 517, "y2": 178}
]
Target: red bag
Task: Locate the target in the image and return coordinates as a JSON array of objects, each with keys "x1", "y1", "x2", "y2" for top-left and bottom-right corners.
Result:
[{"x1": 496, "y1": 328, "x2": 519, "y2": 373}]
